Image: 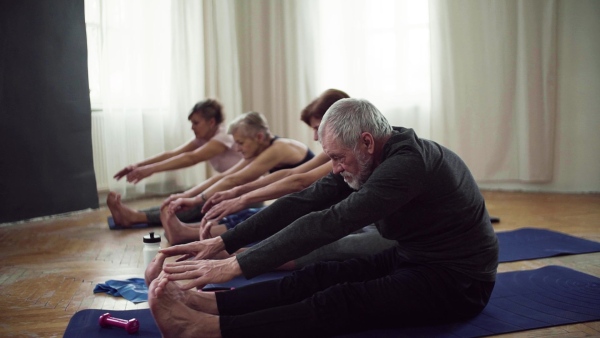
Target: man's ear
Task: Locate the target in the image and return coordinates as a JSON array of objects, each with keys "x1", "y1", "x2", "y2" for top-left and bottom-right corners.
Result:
[{"x1": 361, "y1": 132, "x2": 375, "y2": 154}]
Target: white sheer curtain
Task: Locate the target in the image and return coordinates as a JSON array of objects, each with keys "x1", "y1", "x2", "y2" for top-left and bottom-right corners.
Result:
[
  {"x1": 234, "y1": 0, "x2": 319, "y2": 150},
  {"x1": 90, "y1": 0, "x2": 595, "y2": 195},
  {"x1": 98, "y1": 0, "x2": 176, "y2": 197},
  {"x1": 93, "y1": 0, "x2": 242, "y2": 199},
  {"x1": 429, "y1": 0, "x2": 558, "y2": 182},
  {"x1": 315, "y1": 0, "x2": 567, "y2": 186},
  {"x1": 170, "y1": 0, "x2": 243, "y2": 183},
  {"x1": 315, "y1": 0, "x2": 431, "y2": 139}
]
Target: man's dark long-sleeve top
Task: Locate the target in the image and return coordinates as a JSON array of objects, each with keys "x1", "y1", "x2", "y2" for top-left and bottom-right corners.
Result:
[{"x1": 221, "y1": 127, "x2": 499, "y2": 281}]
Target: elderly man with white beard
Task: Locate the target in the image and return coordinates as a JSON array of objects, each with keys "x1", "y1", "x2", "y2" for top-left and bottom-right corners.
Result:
[{"x1": 145, "y1": 98, "x2": 499, "y2": 338}]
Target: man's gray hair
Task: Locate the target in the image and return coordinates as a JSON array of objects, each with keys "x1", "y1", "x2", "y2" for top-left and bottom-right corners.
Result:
[{"x1": 318, "y1": 98, "x2": 392, "y2": 149}]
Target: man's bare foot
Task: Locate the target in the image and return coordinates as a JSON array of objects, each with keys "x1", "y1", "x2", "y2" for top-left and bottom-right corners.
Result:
[
  {"x1": 209, "y1": 224, "x2": 229, "y2": 238},
  {"x1": 152, "y1": 274, "x2": 219, "y2": 314},
  {"x1": 145, "y1": 252, "x2": 167, "y2": 286},
  {"x1": 106, "y1": 191, "x2": 147, "y2": 226},
  {"x1": 185, "y1": 290, "x2": 220, "y2": 314},
  {"x1": 148, "y1": 277, "x2": 221, "y2": 338},
  {"x1": 161, "y1": 208, "x2": 203, "y2": 245}
]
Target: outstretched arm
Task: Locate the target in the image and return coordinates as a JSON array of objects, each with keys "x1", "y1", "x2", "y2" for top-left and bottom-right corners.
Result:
[
  {"x1": 202, "y1": 152, "x2": 330, "y2": 212},
  {"x1": 237, "y1": 161, "x2": 331, "y2": 207},
  {"x1": 126, "y1": 140, "x2": 228, "y2": 184},
  {"x1": 161, "y1": 158, "x2": 252, "y2": 209},
  {"x1": 203, "y1": 161, "x2": 332, "y2": 221},
  {"x1": 169, "y1": 144, "x2": 288, "y2": 212},
  {"x1": 114, "y1": 138, "x2": 198, "y2": 180}
]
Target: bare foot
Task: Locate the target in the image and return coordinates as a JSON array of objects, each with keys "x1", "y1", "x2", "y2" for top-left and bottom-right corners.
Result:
[
  {"x1": 106, "y1": 191, "x2": 147, "y2": 226},
  {"x1": 209, "y1": 224, "x2": 228, "y2": 238},
  {"x1": 153, "y1": 274, "x2": 219, "y2": 314},
  {"x1": 185, "y1": 290, "x2": 220, "y2": 314},
  {"x1": 145, "y1": 252, "x2": 167, "y2": 286},
  {"x1": 148, "y1": 277, "x2": 221, "y2": 338},
  {"x1": 161, "y1": 208, "x2": 203, "y2": 245}
]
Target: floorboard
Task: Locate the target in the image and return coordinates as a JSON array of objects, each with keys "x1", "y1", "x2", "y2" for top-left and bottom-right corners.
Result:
[{"x1": 0, "y1": 191, "x2": 598, "y2": 337}]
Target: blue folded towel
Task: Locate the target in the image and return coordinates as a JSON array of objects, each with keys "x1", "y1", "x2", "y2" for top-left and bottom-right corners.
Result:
[{"x1": 94, "y1": 278, "x2": 148, "y2": 303}]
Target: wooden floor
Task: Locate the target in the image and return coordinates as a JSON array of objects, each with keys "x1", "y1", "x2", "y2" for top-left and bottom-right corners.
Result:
[{"x1": 0, "y1": 191, "x2": 599, "y2": 337}]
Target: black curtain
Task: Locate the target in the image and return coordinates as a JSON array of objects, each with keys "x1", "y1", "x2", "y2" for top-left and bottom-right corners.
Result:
[{"x1": 0, "y1": 0, "x2": 99, "y2": 223}]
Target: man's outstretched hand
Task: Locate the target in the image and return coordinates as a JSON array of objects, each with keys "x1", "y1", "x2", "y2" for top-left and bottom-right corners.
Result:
[
  {"x1": 163, "y1": 256, "x2": 242, "y2": 291},
  {"x1": 159, "y1": 236, "x2": 226, "y2": 261}
]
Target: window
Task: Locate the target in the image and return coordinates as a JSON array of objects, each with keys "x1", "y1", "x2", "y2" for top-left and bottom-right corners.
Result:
[{"x1": 316, "y1": 0, "x2": 430, "y2": 135}]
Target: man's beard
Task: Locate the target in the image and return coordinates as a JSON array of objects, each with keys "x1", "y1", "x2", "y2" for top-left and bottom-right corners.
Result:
[{"x1": 342, "y1": 151, "x2": 374, "y2": 190}]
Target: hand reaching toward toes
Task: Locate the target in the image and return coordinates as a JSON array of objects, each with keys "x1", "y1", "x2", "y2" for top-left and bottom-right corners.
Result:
[
  {"x1": 201, "y1": 190, "x2": 236, "y2": 213},
  {"x1": 159, "y1": 236, "x2": 226, "y2": 261},
  {"x1": 163, "y1": 256, "x2": 242, "y2": 291},
  {"x1": 168, "y1": 197, "x2": 197, "y2": 214},
  {"x1": 160, "y1": 193, "x2": 187, "y2": 209},
  {"x1": 199, "y1": 218, "x2": 220, "y2": 240},
  {"x1": 203, "y1": 197, "x2": 244, "y2": 223}
]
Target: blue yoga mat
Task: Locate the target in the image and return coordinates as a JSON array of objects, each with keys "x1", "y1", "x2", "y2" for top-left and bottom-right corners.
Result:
[
  {"x1": 64, "y1": 265, "x2": 600, "y2": 338},
  {"x1": 65, "y1": 308, "x2": 159, "y2": 337},
  {"x1": 496, "y1": 227, "x2": 600, "y2": 262},
  {"x1": 203, "y1": 271, "x2": 292, "y2": 291},
  {"x1": 338, "y1": 265, "x2": 600, "y2": 337}
]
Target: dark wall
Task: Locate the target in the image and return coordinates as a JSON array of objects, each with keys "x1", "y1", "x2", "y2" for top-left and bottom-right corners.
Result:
[{"x1": 0, "y1": 0, "x2": 98, "y2": 223}]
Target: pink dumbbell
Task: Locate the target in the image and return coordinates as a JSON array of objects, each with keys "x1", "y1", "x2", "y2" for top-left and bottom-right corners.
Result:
[{"x1": 98, "y1": 312, "x2": 140, "y2": 334}]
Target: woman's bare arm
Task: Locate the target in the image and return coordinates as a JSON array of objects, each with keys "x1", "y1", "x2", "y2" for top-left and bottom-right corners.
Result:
[
  {"x1": 127, "y1": 140, "x2": 228, "y2": 183},
  {"x1": 203, "y1": 161, "x2": 332, "y2": 221},
  {"x1": 114, "y1": 138, "x2": 199, "y2": 180},
  {"x1": 204, "y1": 152, "x2": 330, "y2": 210}
]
